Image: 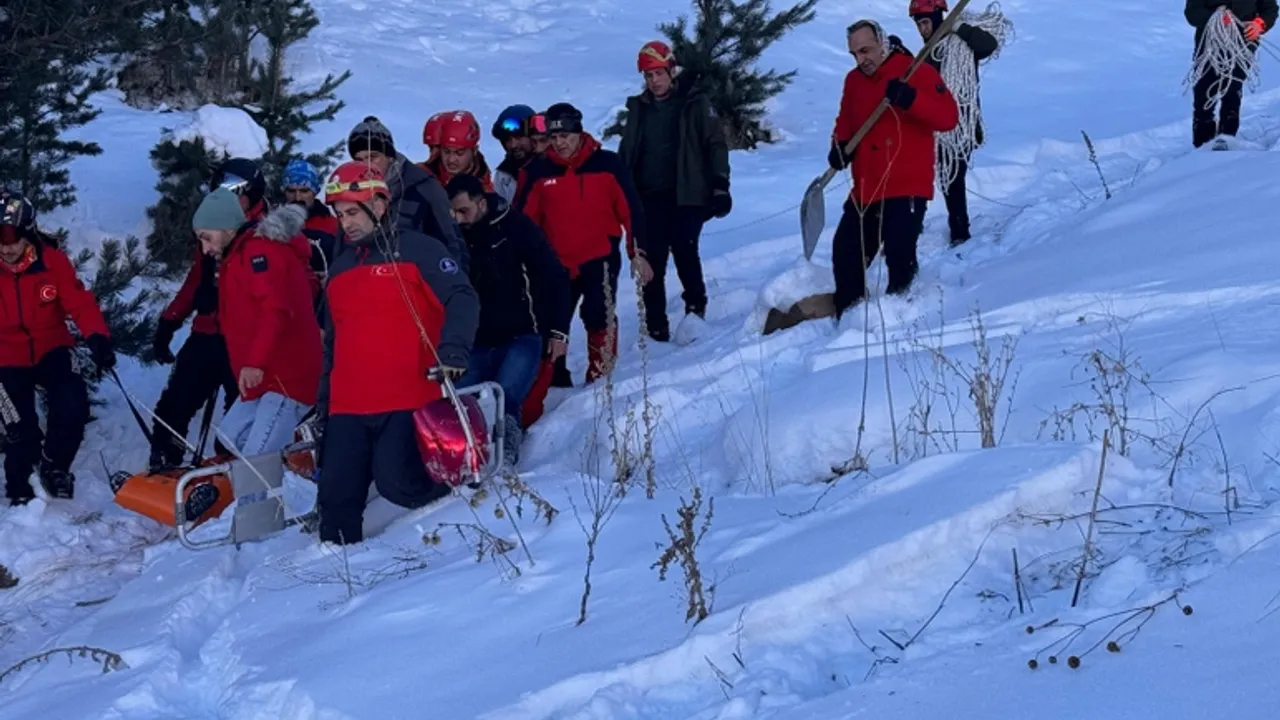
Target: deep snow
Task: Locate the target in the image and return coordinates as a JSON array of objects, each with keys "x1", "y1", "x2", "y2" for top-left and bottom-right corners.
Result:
[{"x1": 7, "y1": 0, "x2": 1280, "y2": 717}]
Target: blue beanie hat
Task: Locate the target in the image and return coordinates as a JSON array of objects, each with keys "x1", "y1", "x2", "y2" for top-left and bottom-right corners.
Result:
[{"x1": 282, "y1": 159, "x2": 322, "y2": 194}]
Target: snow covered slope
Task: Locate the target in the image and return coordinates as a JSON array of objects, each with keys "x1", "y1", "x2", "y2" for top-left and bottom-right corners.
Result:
[{"x1": 7, "y1": 0, "x2": 1280, "y2": 717}]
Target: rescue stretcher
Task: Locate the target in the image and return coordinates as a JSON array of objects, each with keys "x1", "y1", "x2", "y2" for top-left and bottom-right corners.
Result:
[{"x1": 111, "y1": 381, "x2": 506, "y2": 551}]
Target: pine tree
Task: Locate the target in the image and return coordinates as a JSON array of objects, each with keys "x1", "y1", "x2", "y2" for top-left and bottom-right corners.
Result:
[
  {"x1": 72, "y1": 238, "x2": 162, "y2": 365},
  {"x1": 241, "y1": 0, "x2": 350, "y2": 199},
  {"x1": 145, "y1": 137, "x2": 228, "y2": 277},
  {"x1": 603, "y1": 0, "x2": 817, "y2": 150},
  {"x1": 0, "y1": 0, "x2": 119, "y2": 212}
]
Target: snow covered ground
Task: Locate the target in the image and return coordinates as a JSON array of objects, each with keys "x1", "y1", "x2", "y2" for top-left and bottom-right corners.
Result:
[{"x1": 7, "y1": 0, "x2": 1280, "y2": 717}]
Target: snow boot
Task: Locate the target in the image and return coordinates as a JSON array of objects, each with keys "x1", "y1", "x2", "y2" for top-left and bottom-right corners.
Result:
[
  {"x1": 502, "y1": 414, "x2": 522, "y2": 468},
  {"x1": 38, "y1": 467, "x2": 74, "y2": 500},
  {"x1": 522, "y1": 360, "x2": 555, "y2": 429},
  {"x1": 673, "y1": 311, "x2": 707, "y2": 346},
  {"x1": 585, "y1": 328, "x2": 618, "y2": 384}
]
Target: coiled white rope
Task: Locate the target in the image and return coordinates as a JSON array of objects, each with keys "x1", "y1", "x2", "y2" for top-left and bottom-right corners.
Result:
[
  {"x1": 932, "y1": 2, "x2": 1013, "y2": 189},
  {"x1": 1185, "y1": 6, "x2": 1261, "y2": 111}
]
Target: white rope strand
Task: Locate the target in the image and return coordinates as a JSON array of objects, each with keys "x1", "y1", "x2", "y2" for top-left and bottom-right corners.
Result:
[{"x1": 1185, "y1": 6, "x2": 1261, "y2": 111}]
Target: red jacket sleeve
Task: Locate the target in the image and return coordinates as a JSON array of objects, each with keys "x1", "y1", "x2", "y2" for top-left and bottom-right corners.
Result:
[
  {"x1": 48, "y1": 249, "x2": 109, "y2": 337},
  {"x1": 242, "y1": 239, "x2": 295, "y2": 371},
  {"x1": 161, "y1": 255, "x2": 202, "y2": 324},
  {"x1": 833, "y1": 72, "x2": 860, "y2": 142},
  {"x1": 522, "y1": 183, "x2": 546, "y2": 231},
  {"x1": 904, "y1": 63, "x2": 959, "y2": 132}
]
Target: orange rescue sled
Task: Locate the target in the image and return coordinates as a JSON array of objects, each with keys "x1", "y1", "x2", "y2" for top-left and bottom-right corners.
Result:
[{"x1": 111, "y1": 454, "x2": 236, "y2": 529}]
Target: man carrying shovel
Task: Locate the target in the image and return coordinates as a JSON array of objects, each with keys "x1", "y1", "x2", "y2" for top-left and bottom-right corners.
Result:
[{"x1": 827, "y1": 18, "x2": 958, "y2": 319}]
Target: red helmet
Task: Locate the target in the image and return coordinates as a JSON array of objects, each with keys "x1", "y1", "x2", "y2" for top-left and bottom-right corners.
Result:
[
  {"x1": 438, "y1": 110, "x2": 481, "y2": 150},
  {"x1": 423, "y1": 111, "x2": 451, "y2": 147},
  {"x1": 323, "y1": 161, "x2": 390, "y2": 205},
  {"x1": 909, "y1": 0, "x2": 947, "y2": 15},
  {"x1": 638, "y1": 40, "x2": 675, "y2": 72},
  {"x1": 413, "y1": 395, "x2": 492, "y2": 487}
]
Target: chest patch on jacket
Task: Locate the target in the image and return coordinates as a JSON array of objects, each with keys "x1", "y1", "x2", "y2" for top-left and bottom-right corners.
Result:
[
  {"x1": 37, "y1": 284, "x2": 57, "y2": 303},
  {"x1": 439, "y1": 257, "x2": 459, "y2": 274},
  {"x1": 251, "y1": 255, "x2": 268, "y2": 273}
]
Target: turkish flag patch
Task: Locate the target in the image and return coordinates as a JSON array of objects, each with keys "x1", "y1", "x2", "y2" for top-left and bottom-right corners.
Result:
[
  {"x1": 251, "y1": 254, "x2": 268, "y2": 273},
  {"x1": 37, "y1": 284, "x2": 57, "y2": 303}
]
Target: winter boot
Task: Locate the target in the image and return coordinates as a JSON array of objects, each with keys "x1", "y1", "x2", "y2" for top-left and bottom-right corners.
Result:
[
  {"x1": 1192, "y1": 116, "x2": 1217, "y2": 148},
  {"x1": 522, "y1": 360, "x2": 555, "y2": 429},
  {"x1": 673, "y1": 310, "x2": 707, "y2": 346},
  {"x1": 585, "y1": 328, "x2": 618, "y2": 384},
  {"x1": 38, "y1": 468, "x2": 74, "y2": 500},
  {"x1": 502, "y1": 414, "x2": 522, "y2": 468}
]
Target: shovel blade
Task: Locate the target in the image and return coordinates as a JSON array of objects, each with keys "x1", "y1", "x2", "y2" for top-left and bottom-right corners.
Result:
[{"x1": 800, "y1": 174, "x2": 828, "y2": 260}]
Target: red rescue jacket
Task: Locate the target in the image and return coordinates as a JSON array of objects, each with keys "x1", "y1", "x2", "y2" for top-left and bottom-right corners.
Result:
[
  {"x1": 161, "y1": 200, "x2": 268, "y2": 335},
  {"x1": 0, "y1": 241, "x2": 109, "y2": 367},
  {"x1": 514, "y1": 134, "x2": 647, "y2": 277},
  {"x1": 833, "y1": 51, "x2": 959, "y2": 206},
  {"x1": 423, "y1": 152, "x2": 495, "y2": 193},
  {"x1": 319, "y1": 226, "x2": 479, "y2": 417},
  {"x1": 218, "y1": 204, "x2": 323, "y2": 404}
]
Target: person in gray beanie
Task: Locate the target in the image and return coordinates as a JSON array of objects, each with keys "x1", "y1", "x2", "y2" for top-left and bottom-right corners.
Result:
[{"x1": 347, "y1": 115, "x2": 468, "y2": 272}]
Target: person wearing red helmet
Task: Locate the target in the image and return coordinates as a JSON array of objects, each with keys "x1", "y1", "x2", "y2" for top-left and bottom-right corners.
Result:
[
  {"x1": 188, "y1": 186, "x2": 321, "y2": 458},
  {"x1": 617, "y1": 40, "x2": 731, "y2": 346},
  {"x1": 0, "y1": 188, "x2": 113, "y2": 503},
  {"x1": 146, "y1": 157, "x2": 267, "y2": 470},
  {"x1": 347, "y1": 115, "x2": 468, "y2": 273},
  {"x1": 908, "y1": 0, "x2": 998, "y2": 248},
  {"x1": 422, "y1": 111, "x2": 451, "y2": 168},
  {"x1": 514, "y1": 102, "x2": 652, "y2": 388},
  {"x1": 424, "y1": 110, "x2": 495, "y2": 191},
  {"x1": 1185, "y1": 0, "x2": 1275, "y2": 147},
  {"x1": 828, "y1": 19, "x2": 958, "y2": 318},
  {"x1": 314, "y1": 161, "x2": 479, "y2": 545}
]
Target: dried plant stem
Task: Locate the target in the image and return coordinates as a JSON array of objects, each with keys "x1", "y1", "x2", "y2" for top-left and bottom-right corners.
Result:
[{"x1": 1072, "y1": 429, "x2": 1110, "y2": 608}]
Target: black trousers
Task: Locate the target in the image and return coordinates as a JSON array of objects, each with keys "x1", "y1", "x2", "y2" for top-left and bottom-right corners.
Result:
[
  {"x1": 1192, "y1": 52, "x2": 1247, "y2": 147},
  {"x1": 150, "y1": 332, "x2": 237, "y2": 465},
  {"x1": 638, "y1": 191, "x2": 707, "y2": 338},
  {"x1": 831, "y1": 197, "x2": 927, "y2": 318},
  {"x1": 317, "y1": 411, "x2": 450, "y2": 545},
  {"x1": 0, "y1": 346, "x2": 89, "y2": 499},
  {"x1": 943, "y1": 159, "x2": 971, "y2": 244},
  {"x1": 552, "y1": 244, "x2": 622, "y2": 387}
]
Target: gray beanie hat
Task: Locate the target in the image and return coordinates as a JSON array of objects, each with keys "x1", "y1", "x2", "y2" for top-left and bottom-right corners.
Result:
[
  {"x1": 349, "y1": 115, "x2": 396, "y2": 158},
  {"x1": 192, "y1": 187, "x2": 247, "y2": 232}
]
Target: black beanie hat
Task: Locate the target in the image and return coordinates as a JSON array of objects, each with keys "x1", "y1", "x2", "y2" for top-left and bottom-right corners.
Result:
[
  {"x1": 349, "y1": 115, "x2": 396, "y2": 159},
  {"x1": 543, "y1": 103, "x2": 584, "y2": 134}
]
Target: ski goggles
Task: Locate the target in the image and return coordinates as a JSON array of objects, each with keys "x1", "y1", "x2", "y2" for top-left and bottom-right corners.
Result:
[
  {"x1": 528, "y1": 114, "x2": 548, "y2": 136},
  {"x1": 498, "y1": 116, "x2": 525, "y2": 136}
]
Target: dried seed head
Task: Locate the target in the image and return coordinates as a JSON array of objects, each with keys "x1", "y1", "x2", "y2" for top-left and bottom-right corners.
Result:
[
  {"x1": 494, "y1": 507, "x2": 505, "y2": 519},
  {"x1": 1025, "y1": 625, "x2": 1035, "y2": 634},
  {"x1": 1106, "y1": 641, "x2": 1120, "y2": 653},
  {"x1": 1067, "y1": 656, "x2": 1080, "y2": 669},
  {"x1": 1182, "y1": 605, "x2": 1194, "y2": 616},
  {"x1": 1027, "y1": 659, "x2": 1038, "y2": 670},
  {"x1": 1049, "y1": 656, "x2": 1058, "y2": 664}
]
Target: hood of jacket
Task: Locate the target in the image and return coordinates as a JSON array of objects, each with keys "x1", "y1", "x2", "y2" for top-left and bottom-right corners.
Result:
[{"x1": 253, "y1": 203, "x2": 308, "y2": 243}]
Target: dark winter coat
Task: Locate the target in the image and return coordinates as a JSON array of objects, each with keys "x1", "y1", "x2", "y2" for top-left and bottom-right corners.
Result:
[
  {"x1": 1186, "y1": 0, "x2": 1278, "y2": 34},
  {"x1": 0, "y1": 239, "x2": 109, "y2": 368},
  {"x1": 387, "y1": 154, "x2": 470, "y2": 274},
  {"x1": 218, "y1": 204, "x2": 323, "y2": 405},
  {"x1": 515, "y1": 134, "x2": 648, "y2": 276},
  {"x1": 834, "y1": 50, "x2": 958, "y2": 205},
  {"x1": 318, "y1": 225, "x2": 479, "y2": 418},
  {"x1": 464, "y1": 194, "x2": 571, "y2": 349},
  {"x1": 424, "y1": 151, "x2": 495, "y2": 194},
  {"x1": 923, "y1": 23, "x2": 998, "y2": 146},
  {"x1": 617, "y1": 74, "x2": 731, "y2": 208},
  {"x1": 303, "y1": 200, "x2": 339, "y2": 276}
]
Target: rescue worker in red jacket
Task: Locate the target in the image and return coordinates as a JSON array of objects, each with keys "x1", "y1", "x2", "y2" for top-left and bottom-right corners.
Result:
[
  {"x1": 514, "y1": 102, "x2": 652, "y2": 388},
  {"x1": 147, "y1": 158, "x2": 266, "y2": 470},
  {"x1": 189, "y1": 187, "x2": 322, "y2": 456},
  {"x1": 422, "y1": 111, "x2": 450, "y2": 170},
  {"x1": 283, "y1": 159, "x2": 339, "y2": 315},
  {"x1": 0, "y1": 189, "x2": 114, "y2": 504},
  {"x1": 314, "y1": 162, "x2": 480, "y2": 545},
  {"x1": 828, "y1": 19, "x2": 958, "y2": 318},
  {"x1": 424, "y1": 110, "x2": 495, "y2": 192}
]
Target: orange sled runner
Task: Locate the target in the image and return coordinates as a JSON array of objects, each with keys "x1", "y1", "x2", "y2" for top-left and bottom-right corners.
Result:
[{"x1": 110, "y1": 382, "x2": 505, "y2": 551}]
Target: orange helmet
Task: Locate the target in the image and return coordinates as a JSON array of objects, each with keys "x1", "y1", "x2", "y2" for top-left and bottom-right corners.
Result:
[
  {"x1": 324, "y1": 161, "x2": 390, "y2": 205},
  {"x1": 909, "y1": 0, "x2": 947, "y2": 15},
  {"x1": 438, "y1": 110, "x2": 481, "y2": 150},
  {"x1": 423, "y1": 111, "x2": 451, "y2": 147},
  {"x1": 638, "y1": 40, "x2": 675, "y2": 73}
]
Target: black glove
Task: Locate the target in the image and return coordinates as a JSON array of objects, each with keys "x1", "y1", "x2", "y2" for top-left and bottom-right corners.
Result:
[
  {"x1": 86, "y1": 334, "x2": 115, "y2": 371},
  {"x1": 885, "y1": 78, "x2": 917, "y2": 110},
  {"x1": 828, "y1": 140, "x2": 851, "y2": 171},
  {"x1": 152, "y1": 317, "x2": 178, "y2": 365},
  {"x1": 193, "y1": 256, "x2": 218, "y2": 315},
  {"x1": 954, "y1": 24, "x2": 973, "y2": 42},
  {"x1": 710, "y1": 191, "x2": 732, "y2": 219}
]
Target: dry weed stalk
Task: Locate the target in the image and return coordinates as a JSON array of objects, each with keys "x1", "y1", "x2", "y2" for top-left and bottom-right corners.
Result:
[
  {"x1": 1072, "y1": 429, "x2": 1110, "y2": 607},
  {"x1": 498, "y1": 468, "x2": 560, "y2": 525},
  {"x1": 572, "y1": 386, "x2": 626, "y2": 625},
  {"x1": 896, "y1": 295, "x2": 964, "y2": 459},
  {"x1": 653, "y1": 486, "x2": 715, "y2": 623},
  {"x1": 1081, "y1": 130, "x2": 1112, "y2": 200},
  {"x1": 0, "y1": 646, "x2": 127, "y2": 685},
  {"x1": 428, "y1": 522, "x2": 520, "y2": 579},
  {"x1": 1026, "y1": 592, "x2": 1191, "y2": 670},
  {"x1": 630, "y1": 267, "x2": 660, "y2": 499}
]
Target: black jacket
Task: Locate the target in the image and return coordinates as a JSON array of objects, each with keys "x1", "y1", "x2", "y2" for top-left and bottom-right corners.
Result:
[
  {"x1": 390, "y1": 155, "x2": 470, "y2": 274},
  {"x1": 1186, "y1": 0, "x2": 1277, "y2": 42},
  {"x1": 919, "y1": 23, "x2": 999, "y2": 146},
  {"x1": 617, "y1": 73, "x2": 731, "y2": 208},
  {"x1": 464, "y1": 194, "x2": 571, "y2": 349}
]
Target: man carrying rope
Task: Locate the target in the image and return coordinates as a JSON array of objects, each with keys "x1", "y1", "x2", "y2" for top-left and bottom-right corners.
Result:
[
  {"x1": 828, "y1": 19, "x2": 958, "y2": 319},
  {"x1": 1185, "y1": 0, "x2": 1277, "y2": 148},
  {"x1": 314, "y1": 162, "x2": 480, "y2": 546},
  {"x1": 910, "y1": 0, "x2": 1000, "y2": 248}
]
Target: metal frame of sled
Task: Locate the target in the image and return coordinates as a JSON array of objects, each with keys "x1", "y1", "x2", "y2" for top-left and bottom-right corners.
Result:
[{"x1": 173, "y1": 381, "x2": 506, "y2": 551}]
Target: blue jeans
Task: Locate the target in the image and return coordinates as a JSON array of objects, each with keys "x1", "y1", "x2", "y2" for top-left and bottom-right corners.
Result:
[{"x1": 458, "y1": 335, "x2": 543, "y2": 423}]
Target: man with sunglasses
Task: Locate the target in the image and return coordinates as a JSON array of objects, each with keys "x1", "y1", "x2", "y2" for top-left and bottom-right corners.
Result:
[{"x1": 147, "y1": 157, "x2": 266, "y2": 470}]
